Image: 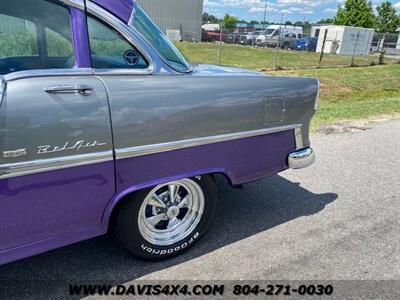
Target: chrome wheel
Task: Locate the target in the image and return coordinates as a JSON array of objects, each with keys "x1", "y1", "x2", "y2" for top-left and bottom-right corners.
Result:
[{"x1": 138, "y1": 178, "x2": 205, "y2": 246}]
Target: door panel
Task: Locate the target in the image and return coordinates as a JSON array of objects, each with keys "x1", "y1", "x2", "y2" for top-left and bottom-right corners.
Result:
[{"x1": 0, "y1": 76, "x2": 114, "y2": 251}]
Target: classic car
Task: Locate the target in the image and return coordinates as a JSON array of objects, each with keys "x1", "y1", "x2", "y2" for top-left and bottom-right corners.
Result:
[{"x1": 0, "y1": 0, "x2": 318, "y2": 265}]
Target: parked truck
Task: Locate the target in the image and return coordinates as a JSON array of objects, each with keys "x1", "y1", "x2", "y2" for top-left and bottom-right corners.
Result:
[{"x1": 256, "y1": 25, "x2": 303, "y2": 49}]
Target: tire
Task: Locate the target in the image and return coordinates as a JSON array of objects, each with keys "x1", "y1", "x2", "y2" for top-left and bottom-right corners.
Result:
[
  {"x1": 115, "y1": 175, "x2": 218, "y2": 261},
  {"x1": 282, "y1": 42, "x2": 289, "y2": 50}
]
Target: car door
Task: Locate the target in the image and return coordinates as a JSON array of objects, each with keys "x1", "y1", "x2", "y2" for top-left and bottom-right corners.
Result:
[{"x1": 0, "y1": 0, "x2": 115, "y2": 252}]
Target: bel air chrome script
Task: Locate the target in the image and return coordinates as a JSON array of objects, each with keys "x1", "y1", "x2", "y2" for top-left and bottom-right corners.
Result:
[{"x1": 37, "y1": 140, "x2": 107, "y2": 155}]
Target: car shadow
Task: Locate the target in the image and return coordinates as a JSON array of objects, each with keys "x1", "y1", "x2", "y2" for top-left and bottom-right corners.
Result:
[{"x1": 0, "y1": 175, "x2": 338, "y2": 298}]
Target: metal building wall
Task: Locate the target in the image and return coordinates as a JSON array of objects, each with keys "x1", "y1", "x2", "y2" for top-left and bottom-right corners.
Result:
[{"x1": 137, "y1": 0, "x2": 203, "y2": 41}]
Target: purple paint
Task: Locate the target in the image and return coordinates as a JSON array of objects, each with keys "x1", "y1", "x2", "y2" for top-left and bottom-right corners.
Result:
[
  {"x1": 102, "y1": 130, "x2": 296, "y2": 227},
  {"x1": 70, "y1": 8, "x2": 91, "y2": 68},
  {"x1": 0, "y1": 161, "x2": 115, "y2": 265},
  {"x1": 0, "y1": 130, "x2": 295, "y2": 265},
  {"x1": 91, "y1": 0, "x2": 135, "y2": 24}
]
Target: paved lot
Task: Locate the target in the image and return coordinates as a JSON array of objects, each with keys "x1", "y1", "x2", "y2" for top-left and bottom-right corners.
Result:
[{"x1": 0, "y1": 119, "x2": 399, "y2": 296}]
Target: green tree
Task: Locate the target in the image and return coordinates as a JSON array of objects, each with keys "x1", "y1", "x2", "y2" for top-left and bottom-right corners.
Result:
[
  {"x1": 316, "y1": 18, "x2": 334, "y2": 24},
  {"x1": 375, "y1": 1, "x2": 400, "y2": 33},
  {"x1": 202, "y1": 12, "x2": 220, "y2": 24},
  {"x1": 334, "y1": 0, "x2": 376, "y2": 28},
  {"x1": 222, "y1": 13, "x2": 239, "y2": 29}
]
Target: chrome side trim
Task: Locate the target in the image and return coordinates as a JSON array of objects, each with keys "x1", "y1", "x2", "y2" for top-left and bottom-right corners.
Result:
[
  {"x1": 116, "y1": 125, "x2": 302, "y2": 160},
  {"x1": 294, "y1": 127, "x2": 304, "y2": 150},
  {"x1": 86, "y1": 2, "x2": 155, "y2": 76},
  {"x1": 315, "y1": 79, "x2": 321, "y2": 110},
  {"x1": 288, "y1": 148, "x2": 315, "y2": 169},
  {"x1": 4, "y1": 69, "x2": 93, "y2": 82},
  {"x1": 0, "y1": 151, "x2": 113, "y2": 180}
]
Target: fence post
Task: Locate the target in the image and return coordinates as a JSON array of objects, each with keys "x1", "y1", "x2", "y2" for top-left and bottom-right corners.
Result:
[
  {"x1": 378, "y1": 33, "x2": 386, "y2": 65},
  {"x1": 318, "y1": 29, "x2": 328, "y2": 68},
  {"x1": 217, "y1": 23, "x2": 223, "y2": 65},
  {"x1": 350, "y1": 31, "x2": 360, "y2": 67},
  {"x1": 273, "y1": 35, "x2": 280, "y2": 71}
]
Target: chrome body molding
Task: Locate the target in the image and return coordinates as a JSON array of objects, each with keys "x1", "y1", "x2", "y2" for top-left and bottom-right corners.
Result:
[
  {"x1": 4, "y1": 69, "x2": 93, "y2": 82},
  {"x1": 294, "y1": 127, "x2": 305, "y2": 150},
  {"x1": 0, "y1": 151, "x2": 113, "y2": 180},
  {"x1": 288, "y1": 148, "x2": 316, "y2": 169},
  {"x1": 315, "y1": 79, "x2": 321, "y2": 110},
  {"x1": 86, "y1": 1, "x2": 156, "y2": 76},
  {"x1": 116, "y1": 125, "x2": 302, "y2": 160},
  {"x1": 0, "y1": 79, "x2": 5, "y2": 106}
]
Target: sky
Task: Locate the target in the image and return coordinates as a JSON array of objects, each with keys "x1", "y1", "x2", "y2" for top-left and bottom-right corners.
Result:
[{"x1": 203, "y1": 0, "x2": 400, "y2": 23}]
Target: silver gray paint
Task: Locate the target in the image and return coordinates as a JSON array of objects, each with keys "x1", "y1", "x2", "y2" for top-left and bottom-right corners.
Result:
[
  {"x1": 100, "y1": 65, "x2": 318, "y2": 153},
  {"x1": 0, "y1": 77, "x2": 113, "y2": 166},
  {"x1": 0, "y1": 1, "x2": 319, "y2": 178}
]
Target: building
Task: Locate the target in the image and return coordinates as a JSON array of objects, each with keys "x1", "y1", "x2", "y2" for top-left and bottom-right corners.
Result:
[
  {"x1": 316, "y1": 25, "x2": 374, "y2": 56},
  {"x1": 137, "y1": 0, "x2": 203, "y2": 41}
]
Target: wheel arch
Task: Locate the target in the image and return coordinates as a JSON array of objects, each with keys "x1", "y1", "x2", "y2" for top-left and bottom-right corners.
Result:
[{"x1": 101, "y1": 168, "x2": 232, "y2": 232}]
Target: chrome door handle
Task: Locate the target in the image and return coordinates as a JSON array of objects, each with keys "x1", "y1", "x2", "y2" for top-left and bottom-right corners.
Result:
[{"x1": 44, "y1": 84, "x2": 93, "y2": 96}]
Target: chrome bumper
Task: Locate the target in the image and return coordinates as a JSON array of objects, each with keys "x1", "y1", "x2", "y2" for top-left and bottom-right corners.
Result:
[{"x1": 288, "y1": 148, "x2": 315, "y2": 169}]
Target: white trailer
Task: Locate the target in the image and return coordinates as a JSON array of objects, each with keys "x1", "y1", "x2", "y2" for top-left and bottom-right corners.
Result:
[{"x1": 316, "y1": 25, "x2": 374, "y2": 56}]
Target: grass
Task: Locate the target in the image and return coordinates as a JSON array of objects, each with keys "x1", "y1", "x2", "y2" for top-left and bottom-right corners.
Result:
[
  {"x1": 281, "y1": 65, "x2": 400, "y2": 130},
  {"x1": 176, "y1": 41, "x2": 399, "y2": 71},
  {"x1": 176, "y1": 42, "x2": 400, "y2": 130}
]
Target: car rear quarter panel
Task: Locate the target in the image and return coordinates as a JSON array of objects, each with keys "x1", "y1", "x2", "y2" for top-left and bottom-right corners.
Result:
[{"x1": 101, "y1": 74, "x2": 318, "y2": 151}]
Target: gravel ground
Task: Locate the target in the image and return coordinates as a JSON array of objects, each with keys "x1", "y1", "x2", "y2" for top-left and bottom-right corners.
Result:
[{"x1": 0, "y1": 119, "x2": 399, "y2": 298}]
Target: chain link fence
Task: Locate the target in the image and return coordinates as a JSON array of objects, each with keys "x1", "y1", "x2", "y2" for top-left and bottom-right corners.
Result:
[{"x1": 173, "y1": 24, "x2": 400, "y2": 72}]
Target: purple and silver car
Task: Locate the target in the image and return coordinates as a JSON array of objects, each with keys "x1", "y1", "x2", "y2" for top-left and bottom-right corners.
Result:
[{"x1": 0, "y1": 0, "x2": 318, "y2": 265}]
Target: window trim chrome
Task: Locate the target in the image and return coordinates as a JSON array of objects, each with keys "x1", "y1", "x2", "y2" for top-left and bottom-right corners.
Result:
[
  {"x1": 116, "y1": 125, "x2": 302, "y2": 160},
  {"x1": 0, "y1": 0, "x2": 88, "y2": 82},
  {"x1": 60, "y1": 0, "x2": 84, "y2": 10},
  {"x1": 86, "y1": 1, "x2": 155, "y2": 76},
  {"x1": 4, "y1": 68, "x2": 93, "y2": 82}
]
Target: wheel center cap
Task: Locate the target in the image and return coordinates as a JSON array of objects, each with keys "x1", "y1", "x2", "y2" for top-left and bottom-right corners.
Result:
[{"x1": 167, "y1": 206, "x2": 180, "y2": 219}]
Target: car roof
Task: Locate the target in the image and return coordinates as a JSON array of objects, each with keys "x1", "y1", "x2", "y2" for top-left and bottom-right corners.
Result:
[{"x1": 90, "y1": 0, "x2": 136, "y2": 24}]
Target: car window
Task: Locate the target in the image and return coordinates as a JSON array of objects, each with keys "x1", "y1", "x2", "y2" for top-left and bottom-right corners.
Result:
[
  {"x1": 46, "y1": 28, "x2": 73, "y2": 58},
  {"x1": 87, "y1": 16, "x2": 149, "y2": 70},
  {"x1": 0, "y1": 0, "x2": 74, "y2": 75},
  {"x1": 131, "y1": 6, "x2": 190, "y2": 73}
]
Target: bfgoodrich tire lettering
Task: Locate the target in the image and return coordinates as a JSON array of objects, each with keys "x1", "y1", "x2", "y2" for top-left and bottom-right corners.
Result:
[{"x1": 116, "y1": 175, "x2": 218, "y2": 260}]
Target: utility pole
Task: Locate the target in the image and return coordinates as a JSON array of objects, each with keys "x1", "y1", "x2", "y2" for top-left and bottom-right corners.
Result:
[
  {"x1": 274, "y1": 13, "x2": 284, "y2": 71},
  {"x1": 263, "y1": 0, "x2": 268, "y2": 30}
]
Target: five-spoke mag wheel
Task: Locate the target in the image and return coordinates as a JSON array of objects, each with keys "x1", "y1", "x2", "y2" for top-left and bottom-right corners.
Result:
[
  {"x1": 138, "y1": 179, "x2": 205, "y2": 246},
  {"x1": 115, "y1": 175, "x2": 217, "y2": 260}
]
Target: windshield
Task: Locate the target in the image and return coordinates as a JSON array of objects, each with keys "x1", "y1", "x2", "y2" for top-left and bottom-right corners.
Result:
[
  {"x1": 265, "y1": 29, "x2": 276, "y2": 36},
  {"x1": 131, "y1": 6, "x2": 191, "y2": 73}
]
